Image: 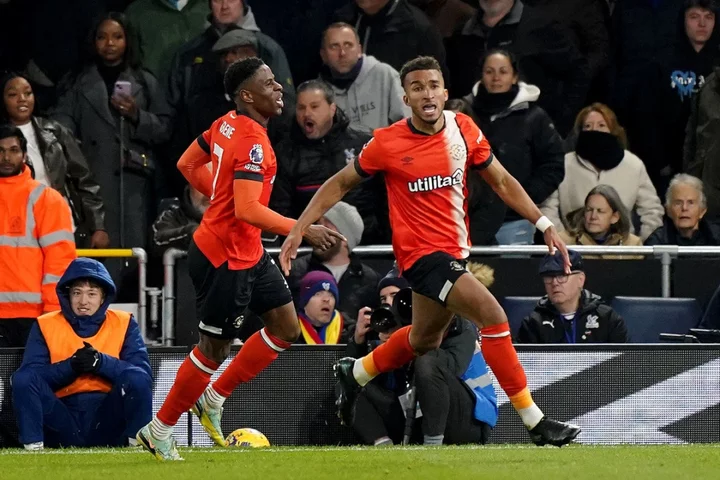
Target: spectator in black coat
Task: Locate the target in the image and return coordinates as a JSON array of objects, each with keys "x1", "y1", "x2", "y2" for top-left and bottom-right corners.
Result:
[
  {"x1": 446, "y1": 0, "x2": 590, "y2": 136},
  {"x1": 287, "y1": 202, "x2": 381, "y2": 326},
  {"x1": 151, "y1": 186, "x2": 208, "y2": 256},
  {"x1": 463, "y1": 50, "x2": 564, "y2": 245},
  {"x1": 333, "y1": 0, "x2": 449, "y2": 81},
  {"x1": 271, "y1": 80, "x2": 390, "y2": 244},
  {"x1": 516, "y1": 250, "x2": 628, "y2": 344},
  {"x1": 645, "y1": 174, "x2": 720, "y2": 246},
  {"x1": 655, "y1": 0, "x2": 719, "y2": 193}
]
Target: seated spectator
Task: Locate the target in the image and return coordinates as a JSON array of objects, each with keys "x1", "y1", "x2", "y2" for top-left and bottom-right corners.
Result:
[
  {"x1": 346, "y1": 265, "x2": 497, "y2": 446},
  {"x1": 333, "y1": 0, "x2": 449, "y2": 81},
  {"x1": 560, "y1": 184, "x2": 643, "y2": 258},
  {"x1": 124, "y1": 0, "x2": 210, "y2": 82},
  {"x1": 0, "y1": 125, "x2": 76, "y2": 347},
  {"x1": 656, "y1": 0, "x2": 719, "y2": 193},
  {"x1": 685, "y1": 68, "x2": 720, "y2": 219},
  {"x1": 151, "y1": 185, "x2": 209, "y2": 255},
  {"x1": 516, "y1": 250, "x2": 629, "y2": 344},
  {"x1": 319, "y1": 23, "x2": 409, "y2": 131},
  {"x1": 540, "y1": 103, "x2": 664, "y2": 241},
  {"x1": 295, "y1": 271, "x2": 348, "y2": 345},
  {"x1": 52, "y1": 13, "x2": 171, "y2": 284},
  {"x1": 271, "y1": 80, "x2": 389, "y2": 244},
  {"x1": 409, "y1": 0, "x2": 477, "y2": 38},
  {"x1": 12, "y1": 258, "x2": 152, "y2": 450},
  {"x1": 287, "y1": 202, "x2": 380, "y2": 326},
  {"x1": 446, "y1": 0, "x2": 589, "y2": 136},
  {"x1": 645, "y1": 174, "x2": 720, "y2": 246},
  {"x1": 1, "y1": 72, "x2": 108, "y2": 249},
  {"x1": 464, "y1": 50, "x2": 564, "y2": 245}
]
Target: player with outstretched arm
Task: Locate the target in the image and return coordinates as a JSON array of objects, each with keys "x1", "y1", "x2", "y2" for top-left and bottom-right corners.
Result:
[
  {"x1": 280, "y1": 56, "x2": 580, "y2": 446},
  {"x1": 137, "y1": 58, "x2": 342, "y2": 460}
]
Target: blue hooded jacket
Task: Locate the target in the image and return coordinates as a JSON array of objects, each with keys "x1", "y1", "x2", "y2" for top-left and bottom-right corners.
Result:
[{"x1": 19, "y1": 258, "x2": 152, "y2": 404}]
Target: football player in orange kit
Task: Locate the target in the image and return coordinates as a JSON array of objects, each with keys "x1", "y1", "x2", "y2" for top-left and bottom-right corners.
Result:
[
  {"x1": 137, "y1": 58, "x2": 342, "y2": 460},
  {"x1": 281, "y1": 56, "x2": 580, "y2": 447}
]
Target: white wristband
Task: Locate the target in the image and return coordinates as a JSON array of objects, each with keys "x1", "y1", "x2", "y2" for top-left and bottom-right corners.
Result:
[{"x1": 535, "y1": 216, "x2": 554, "y2": 233}]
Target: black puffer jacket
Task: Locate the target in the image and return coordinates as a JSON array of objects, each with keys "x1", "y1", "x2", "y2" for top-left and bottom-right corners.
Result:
[
  {"x1": 271, "y1": 109, "x2": 390, "y2": 244},
  {"x1": 516, "y1": 290, "x2": 628, "y2": 343},
  {"x1": 465, "y1": 81, "x2": 565, "y2": 222},
  {"x1": 287, "y1": 253, "x2": 381, "y2": 327},
  {"x1": 32, "y1": 116, "x2": 106, "y2": 237},
  {"x1": 151, "y1": 186, "x2": 204, "y2": 256}
]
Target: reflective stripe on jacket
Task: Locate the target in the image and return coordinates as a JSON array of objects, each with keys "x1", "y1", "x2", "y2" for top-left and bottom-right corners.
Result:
[
  {"x1": 0, "y1": 167, "x2": 76, "y2": 318},
  {"x1": 37, "y1": 309, "x2": 130, "y2": 398}
]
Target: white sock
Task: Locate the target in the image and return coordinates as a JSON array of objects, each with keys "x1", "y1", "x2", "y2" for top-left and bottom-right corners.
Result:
[
  {"x1": 204, "y1": 385, "x2": 227, "y2": 409},
  {"x1": 518, "y1": 404, "x2": 544, "y2": 430},
  {"x1": 352, "y1": 358, "x2": 375, "y2": 387},
  {"x1": 24, "y1": 442, "x2": 43, "y2": 451},
  {"x1": 128, "y1": 437, "x2": 138, "y2": 446},
  {"x1": 149, "y1": 416, "x2": 173, "y2": 440}
]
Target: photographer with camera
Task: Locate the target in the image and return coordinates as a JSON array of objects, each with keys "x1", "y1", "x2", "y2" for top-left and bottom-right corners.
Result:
[{"x1": 346, "y1": 266, "x2": 498, "y2": 446}]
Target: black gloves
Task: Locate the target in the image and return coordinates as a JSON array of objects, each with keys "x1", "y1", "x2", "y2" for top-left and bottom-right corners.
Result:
[{"x1": 70, "y1": 341, "x2": 101, "y2": 374}]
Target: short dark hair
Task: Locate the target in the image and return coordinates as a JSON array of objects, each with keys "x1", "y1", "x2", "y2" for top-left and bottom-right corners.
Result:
[
  {"x1": 684, "y1": 0, "x2": 719, "y2": 12},
  {"x1": 296, "y1": 80, "x2": 335, "y2": 104},
  {"x1": 399, "y1": 56, "x2": 443, "y2": 87},
  {"x1": 70, "y1": 278, "x2": 106, "y2": 294},
  {"x1": 322, "y1": 22, "x2": 361, "y2": 47},
  {"x1": 224, "y1": 57, "x2": 266, "y2": 97},
  {"x1": 0, "y1": 124, "x2": 27, "y2": 153},
  {"x1": 481, "y1": 49, "x2": 520, "y2": 76}
]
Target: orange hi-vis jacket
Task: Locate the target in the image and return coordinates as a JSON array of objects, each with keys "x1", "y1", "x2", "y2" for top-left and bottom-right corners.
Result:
[
  {"x1": 0, "y1": 167, "x2": 76, "y2": 319},
  {"x1": 37, "y1": 309, "x2": 131, "y2": 398}
]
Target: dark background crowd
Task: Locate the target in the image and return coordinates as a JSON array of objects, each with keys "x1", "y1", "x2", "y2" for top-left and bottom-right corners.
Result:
[{"x1": 1, "y1": 0, "x2": 720, "y2": 337}]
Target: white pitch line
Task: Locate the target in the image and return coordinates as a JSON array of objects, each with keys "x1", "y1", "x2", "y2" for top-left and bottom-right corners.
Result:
[{"x1": 1, "y1": 444, "x2": 718, "y2": 456}]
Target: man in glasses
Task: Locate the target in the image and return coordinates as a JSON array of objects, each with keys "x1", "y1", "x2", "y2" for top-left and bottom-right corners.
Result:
[{"x1": 516, "y1": 250, "x2": 628, "y2": 344}]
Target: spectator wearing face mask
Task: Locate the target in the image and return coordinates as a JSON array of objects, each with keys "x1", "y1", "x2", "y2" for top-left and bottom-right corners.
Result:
[{"x1": 540, "y1": 103, "x2": 664, "y2": 241}]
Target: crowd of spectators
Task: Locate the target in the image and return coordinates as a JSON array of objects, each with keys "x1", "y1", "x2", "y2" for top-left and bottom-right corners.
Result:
[{"x1": 1, "y1": 0, "x2": 719, "y2": 344}]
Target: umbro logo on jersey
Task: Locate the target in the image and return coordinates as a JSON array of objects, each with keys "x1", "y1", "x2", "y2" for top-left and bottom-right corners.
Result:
[
  {"x1": 401, "y1": 156, "x2": 414, "y2": 165},
  {"x1": 408, "y1": 168, "x2": 463, "y2": 193}
]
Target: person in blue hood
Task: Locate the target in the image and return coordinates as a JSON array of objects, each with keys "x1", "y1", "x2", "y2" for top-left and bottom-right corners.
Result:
[{"x1": 11, "y1": 257, "x2": 152, "y2": 450}]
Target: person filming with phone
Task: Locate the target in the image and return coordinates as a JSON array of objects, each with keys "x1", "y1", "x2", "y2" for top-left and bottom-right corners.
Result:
[
  {"x1": 51, "y1": 12, "x2": 170, "y2": 288},
  {"x1": 344, "y1": 265, "x2": 498, "y2": 446}
]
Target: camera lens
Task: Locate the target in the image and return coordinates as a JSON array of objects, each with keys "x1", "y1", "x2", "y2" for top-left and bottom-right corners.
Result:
[{"x1": 370, "y1": 304, "x2": 396, "y2": 333}]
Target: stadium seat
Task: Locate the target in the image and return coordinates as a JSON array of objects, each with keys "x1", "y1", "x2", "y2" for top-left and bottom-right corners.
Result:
[
  {"x1": 501, "y1": 296, "x2": 541, "y2": 337},
  {"x1": 610, "y1": 297, "x2": 702, "y2": 343}
]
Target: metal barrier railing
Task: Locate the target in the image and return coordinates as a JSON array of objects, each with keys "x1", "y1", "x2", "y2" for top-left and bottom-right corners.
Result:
[
  {"x1": 160, "y1": 245, "x2": 720, "y2": 345},
  {"x1": 77, "y1": 248, "x2": 148, "y2": 342}
]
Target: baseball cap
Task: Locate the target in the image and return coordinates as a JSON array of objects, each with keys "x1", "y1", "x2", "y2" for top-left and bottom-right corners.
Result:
[{"x1": 538, "y1": 249, "x2": 584, "y2": 277}]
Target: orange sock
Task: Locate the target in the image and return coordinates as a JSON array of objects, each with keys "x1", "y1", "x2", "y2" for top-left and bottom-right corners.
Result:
[
  {"x1": 480, "y1": 323, "x2": 543, "y2": 428},
  {"x1": 157, "y1": 346, "x2": 220, "y2": 426},
  {"x1": 213, "y1": 328, "x2": 291, "y2": 397},
  {"x1": 353, "y1": 325, "x2": 415, "y2": 386}
]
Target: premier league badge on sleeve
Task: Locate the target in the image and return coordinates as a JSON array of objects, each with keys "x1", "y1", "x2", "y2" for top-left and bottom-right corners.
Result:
[{"x1": 250, "y1": 144, "x2": 264, "y2": 164}]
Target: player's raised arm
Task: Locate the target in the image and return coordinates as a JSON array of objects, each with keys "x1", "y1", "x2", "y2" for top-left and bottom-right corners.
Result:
[
  {"x1": 279, "y1": 162, "x2": 365, "y2": 275},
  {"x1": 479, "y1": 158, "x2": 571, "y2": 273},
  {"x1": 177, "y1": 138, "x2": 213, "y2": 198}
]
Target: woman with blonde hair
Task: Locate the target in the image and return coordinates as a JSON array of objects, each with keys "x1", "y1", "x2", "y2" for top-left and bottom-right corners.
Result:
[
  {"x1": 561, "y1": 185, "x2": 643, "y2": 258},
  {"x1": 541, "y1": 103, "x2": 664, "y2": 240}
]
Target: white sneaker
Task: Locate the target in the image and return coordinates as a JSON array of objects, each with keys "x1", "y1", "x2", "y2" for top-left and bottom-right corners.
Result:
[{"x1": 24, "y1": 442, "x2": 44, "y2": 451}]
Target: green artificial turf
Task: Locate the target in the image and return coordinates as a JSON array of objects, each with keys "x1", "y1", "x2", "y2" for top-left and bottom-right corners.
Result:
[{"x1": 0, "y1": 444, "x2": 718, "y2": 480}]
